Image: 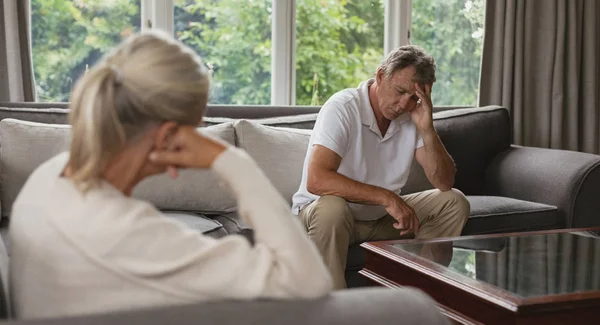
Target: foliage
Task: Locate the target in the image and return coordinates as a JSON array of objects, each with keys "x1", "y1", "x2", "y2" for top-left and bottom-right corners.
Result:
[
  {"x1": 31, "y1": 0, "x2": 139, "y2": 102},
  {"x1": 294, "y1": 0, "x2": 384, "y2": 105},
  {"x1": 174, "y1": 0, "x2": 272, "y2": 105},
  {"x1": 30, "y1": 0, "x2": 484, "y2": 106},
  {"x1": 412, "y1": 0, "x2": 485, "y2": 105}
]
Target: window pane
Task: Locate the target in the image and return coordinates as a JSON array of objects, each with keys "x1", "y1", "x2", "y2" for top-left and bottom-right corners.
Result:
[
  {"x1": 174, "y1": 0, "x2": 272, "y2": 105},
  {"x1": 31, "y1": 0, "x2": 141, "y2": 102},
  {"x1": 295, "y1": 0, "x2": 384, "y2": 106},
  {"x1": 411, "y1": 0, "x2": 485, "y2": 106}
]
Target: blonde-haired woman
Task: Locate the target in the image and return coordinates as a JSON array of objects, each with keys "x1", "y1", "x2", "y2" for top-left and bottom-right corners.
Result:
[{"x1": 9, "y1": 31, "x2": 332, "y2": 320}]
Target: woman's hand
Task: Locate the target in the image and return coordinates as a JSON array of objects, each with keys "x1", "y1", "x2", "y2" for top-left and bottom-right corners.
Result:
[{"x1": 148, "y1": 126, "x2": 227, "y2": 170}]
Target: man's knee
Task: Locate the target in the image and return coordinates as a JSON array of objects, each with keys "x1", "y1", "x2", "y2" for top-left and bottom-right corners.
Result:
[
  {"x1": 440, "y1": 188, "x2": 470, "y2": 221},
  {"x1": 303, "y1": 195, "x2": 354, "y2": 231}
]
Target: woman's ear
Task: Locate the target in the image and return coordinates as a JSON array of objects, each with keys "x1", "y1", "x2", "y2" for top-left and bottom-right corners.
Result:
[{"x1": 154, "y1": 121, "x2": 179, "y2": 150}]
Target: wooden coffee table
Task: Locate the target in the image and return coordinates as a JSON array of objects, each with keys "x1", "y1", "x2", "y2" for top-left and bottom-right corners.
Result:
[{"x1": 360, "y1": 227, "x2": 600, "y2": 325}]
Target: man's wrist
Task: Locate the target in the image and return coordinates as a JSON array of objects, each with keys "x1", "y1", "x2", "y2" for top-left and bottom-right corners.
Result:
[
  {"x1": 380, "y1": 189, "x2": 399, "y2": 207},
  {"x1": 418, "y1": 126, "x2": 438, "y2": 141}
]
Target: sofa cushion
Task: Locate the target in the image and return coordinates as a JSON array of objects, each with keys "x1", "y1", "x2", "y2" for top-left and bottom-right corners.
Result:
[
  {"x1": 234, "y1": 120, "x2": 312, "y2": 204},
  {"x1": 377, "y1": 106, "x2": 511, "y2": 196},
  {"x1": 0, "y1": 106, "x2": 69, "y2": 124},
  {"x1": 203, "y1": 114, "x2": 318, "y2": 130},
  {"x1": 0, "y1": 119, "x2": 237, "y2": 217},
  {"x1": 0, "y1": 119, "x2": 71, "y2": 217},
  {"x1": 210, "y1": 212, "x2": 254, "y2": 244},
  {"x1": 433, "y1": 106, "x2": 511, "y2": 195},
  {"x1": 345, "y1": 195, "x2": 559, "y2": 273},
  {"x1": 132, "y1": 122, "x2": 237, "y2": 213},
  {"x1": 163, "y1": 212, "x2": 227, "y2": 239},
  {"x1": 462, "y1": 196, "x2": 559, "y2": 235},
  {"x1": 249, "y1": 114, "x2": 318, "y2": 129}
]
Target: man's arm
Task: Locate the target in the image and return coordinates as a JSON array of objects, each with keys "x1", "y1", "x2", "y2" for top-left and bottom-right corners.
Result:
[
  {"x1": 306, "y1": 144, "x2": 396, "y2": 206},
  {"x1": 415, "y1": 131, "x2": 456, "y2": 192},
  {"x1": 306, "y1": 144, "x2": 419, "y2": 235},
  {"x1": 411, "y1": 83, "x2": 455, "y2": 192}
]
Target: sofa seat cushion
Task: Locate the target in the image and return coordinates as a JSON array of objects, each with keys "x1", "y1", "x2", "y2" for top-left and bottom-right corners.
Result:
[
  {"x1": 345, "y1": 195, "x2": 559, "y2": 271},
  {"x1": 462, "y1": 196, "x2": 559, "y2": 235},
  {"x1": 209, "y1": 212, "x2": 254, "y2": 244},
  {"x1": 163, "y1": 212, "x2": 227, "y2": 239}
]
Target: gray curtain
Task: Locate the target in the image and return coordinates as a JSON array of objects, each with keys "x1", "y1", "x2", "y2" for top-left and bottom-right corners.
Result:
[
  {"x1": 0, "y1": 0, "x2": 36, "y2": 102},
  {"x1": 478, "y1": 0, "x2": 600, "y2": 154}
]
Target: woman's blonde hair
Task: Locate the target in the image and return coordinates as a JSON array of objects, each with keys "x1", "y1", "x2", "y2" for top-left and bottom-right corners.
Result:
[{"x1": 67, "y1": 31, "x2": 210, "y2": 189}]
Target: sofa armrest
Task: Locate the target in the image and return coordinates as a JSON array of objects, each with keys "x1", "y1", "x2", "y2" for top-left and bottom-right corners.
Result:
[
  {"x1": 5, "y1": 288, "x2": 449, "y2": 325},
  {"x1": 484, "y1": 145, "x2": 600, "y2": 228}
]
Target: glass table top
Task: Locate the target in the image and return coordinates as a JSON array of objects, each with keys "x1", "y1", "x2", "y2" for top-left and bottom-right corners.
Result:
[{"x1": 391, "y1": 230, "x2": 600, "y2": 298}]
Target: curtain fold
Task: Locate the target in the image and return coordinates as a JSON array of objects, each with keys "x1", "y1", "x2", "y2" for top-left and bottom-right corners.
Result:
[
  {"x1": 0, "y1": 0, "x2": 36, "y2": 102},
  {"x1": 478, "y1": 0, "x2": 600, "y2": 153}
]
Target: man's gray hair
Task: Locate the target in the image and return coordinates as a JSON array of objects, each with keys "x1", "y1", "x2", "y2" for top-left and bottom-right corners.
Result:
[{"x1": 378, "y1": 45, "x2": 436, "y2": 84}]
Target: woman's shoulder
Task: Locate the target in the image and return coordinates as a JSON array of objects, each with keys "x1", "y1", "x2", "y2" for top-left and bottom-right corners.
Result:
[{"x1": 14, "y1": 152, "x2": 71, "y2": 204}]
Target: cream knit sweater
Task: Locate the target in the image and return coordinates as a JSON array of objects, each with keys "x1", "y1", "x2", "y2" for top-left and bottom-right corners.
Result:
[{"x1": 9, "y1": 147, "x2": 332, "y2": 319}]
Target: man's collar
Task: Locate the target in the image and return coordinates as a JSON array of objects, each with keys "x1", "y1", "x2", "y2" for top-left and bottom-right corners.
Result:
[{"x1": 358, "y1": 79, "x2": 376, "y2": 126}]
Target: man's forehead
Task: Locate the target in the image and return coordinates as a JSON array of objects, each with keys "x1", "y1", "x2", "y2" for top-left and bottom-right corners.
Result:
[
  {"x1": 389, "y1": 69, "x2": 417, "y2": 91},
  {"x1": 390, "y1": 66, "x2": 417, "y2": 90}
]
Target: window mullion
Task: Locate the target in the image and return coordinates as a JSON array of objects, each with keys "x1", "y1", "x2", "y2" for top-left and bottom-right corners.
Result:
[
  {"x1": 141, "y1": 0, "x2": 152, "y2": 31},
  {"x1": 143, "y1": 0, "x2": 174, "y2": 35},
  {"x1": 271, "y1": 0, "x2": 295, "y2": 106},
  {"x1": 384, "y1": 0, "x2": 411, "y2": 54}
]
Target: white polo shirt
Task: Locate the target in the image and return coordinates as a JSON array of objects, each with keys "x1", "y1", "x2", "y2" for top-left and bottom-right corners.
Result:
[{"x1": 291, "y1": 79, "x2": 424, "y2": 221}]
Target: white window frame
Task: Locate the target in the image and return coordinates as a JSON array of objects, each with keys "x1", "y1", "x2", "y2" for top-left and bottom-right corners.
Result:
[
  {"x1": 271, "y1": 0, "x2": 296, "y2": 105},
  {"x1": 385, "y1": 0, "x2": 411, "y2": 54},
  {"x1": 141, "y1": 0, "x2": 411, "y2": 105}
]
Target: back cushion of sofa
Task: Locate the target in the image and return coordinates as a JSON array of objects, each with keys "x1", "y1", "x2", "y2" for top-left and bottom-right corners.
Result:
[
  {"x1": 0, "y1": 107, "x2": 69, "y2": 124},
  {"x1": 234, "y1": 120, "x2": 312, "y2": 204},
  {"x1": 432, "y1": 106, "x2": 511, "y2": 195},
  {"x1": 131, "y1": 122, "x2": 237, "y2": 213},
  {"x1": 0, "y1": 119, "x2": 238, "y2": 218},
  {"x1": 203, "y1": 114, "x2": 319, "y2": 130},
  {"x1": 333, "y1": 106, "x2": 511, "y2": 196},
  {"x1": 0, "y1": 119, "x2": 71, "y2": 217}
]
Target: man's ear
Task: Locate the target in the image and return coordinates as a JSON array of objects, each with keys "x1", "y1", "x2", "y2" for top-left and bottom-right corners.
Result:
[
  {"x1": 375, "y1": 68, "x2": 384, "y2": 84},
  {"x1": 154, "y1": 121, "x2": 179, "y2": 151}
]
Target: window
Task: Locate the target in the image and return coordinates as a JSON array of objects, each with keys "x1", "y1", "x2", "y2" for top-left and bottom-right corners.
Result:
[
  {"x1": 30, "y1": 0, "x2": 485, "y2": 106},
  {"x1": 31, "y1": 0, "x2": 141, "y2": 102},
  {"x1": 411, "y1": 0, "x2": 485, "y2": 106},
  {"x1": 295, "y1": 0, "x2": 384, "y2": 106},
  {"x1": 174, "y1": 0, "x2": 272, "y2": 105}
]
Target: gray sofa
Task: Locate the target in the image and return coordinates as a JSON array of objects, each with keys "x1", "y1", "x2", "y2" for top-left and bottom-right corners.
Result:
[
  {"x1": 0, "y1": 102, "x2": 455, "y2": 324},
  {"x1": 1, "y1": 102, "x2": 600, "y2": 288},
  {"x1": 0, "y1": 231, "x2": 448, "y2": 324},
  {"x1": 0, "y1": 286, "x2": 449, "y2": 325},
  {"x1": 0, "y1": 102, "x2": 599, "y2": 323}
]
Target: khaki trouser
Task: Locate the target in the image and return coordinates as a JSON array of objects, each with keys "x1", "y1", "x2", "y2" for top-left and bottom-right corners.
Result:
[{"x1": 299, "y1": 188, "x2": 470, "y2": 289}]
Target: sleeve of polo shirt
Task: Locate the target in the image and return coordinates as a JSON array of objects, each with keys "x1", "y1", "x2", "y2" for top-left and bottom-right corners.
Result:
[{"x1": 311, "y1": 101, "x2": 351, "y2": 158}]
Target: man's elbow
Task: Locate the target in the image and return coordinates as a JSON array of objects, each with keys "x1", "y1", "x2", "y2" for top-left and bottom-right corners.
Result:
[
  {"x1": 441, "y1": 175, "x2": 456, "y2": 191},
  {"x1": 437, "y1": 183, "x2": 454, "y2": 192},
  {"x1": 306, "y1": 174, "x2": 325, "y2": 196},
  {"x1": 437, "y1": 169, "x2": 456, "y2": 192}
]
